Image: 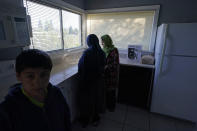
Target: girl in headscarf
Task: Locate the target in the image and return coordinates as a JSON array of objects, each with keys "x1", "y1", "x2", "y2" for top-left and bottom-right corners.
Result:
[
  {"x1": 101, "y1": 34, "x2": 119, "y2": 112},
  {"x1": 78, "y1": 34, "x2": 106, "y2": 127}
]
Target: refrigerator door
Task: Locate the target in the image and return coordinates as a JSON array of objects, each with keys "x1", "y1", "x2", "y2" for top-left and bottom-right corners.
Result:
[
  {"x1": 165, "y1": 23, "x2": 197, "y2": 56},
  {"x1": 151, "y1": 55, "x2": 197, "y2": 122},
  {"x1": 152, "y1": 24, "x2": 167, "y2": 105},
  {"x1": 155, "y1": 24, "x2": 167, "y2": 55}
]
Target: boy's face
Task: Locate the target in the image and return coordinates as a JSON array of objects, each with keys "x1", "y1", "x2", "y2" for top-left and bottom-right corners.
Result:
[{"x1": 16, "y1": 68, "x2": 51, "y2": 92}]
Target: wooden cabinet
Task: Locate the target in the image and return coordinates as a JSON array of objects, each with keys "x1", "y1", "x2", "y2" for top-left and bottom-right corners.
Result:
[{"x1": 118, "y1": 64, "x2": 154, "y2": 110}]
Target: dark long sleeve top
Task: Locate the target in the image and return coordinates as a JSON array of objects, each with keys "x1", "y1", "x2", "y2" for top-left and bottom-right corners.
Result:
[{"x1": 0, "y1": 83, "x2": 71, "y2": 131}]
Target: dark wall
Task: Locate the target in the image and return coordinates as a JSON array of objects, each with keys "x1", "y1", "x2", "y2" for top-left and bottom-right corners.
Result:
[
  {"x1": 84, "y1": 0, "x2": 197, "y2": 25},
  {"x1": 0, "y1": 0, "x2": 22, "y2": 7},
  {"x1": 62, "y1": 0, "x2": 85, "y2": 9}
]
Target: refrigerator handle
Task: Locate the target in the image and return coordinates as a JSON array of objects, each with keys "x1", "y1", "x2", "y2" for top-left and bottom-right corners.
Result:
[{"x1": 159, "y1": 24, "x2": 168, "y2": 75}]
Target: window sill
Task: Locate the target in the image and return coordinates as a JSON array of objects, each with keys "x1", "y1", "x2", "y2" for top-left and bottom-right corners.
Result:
[{"x1": 50, "y1": 65, "x2": 78, "y2": 86}]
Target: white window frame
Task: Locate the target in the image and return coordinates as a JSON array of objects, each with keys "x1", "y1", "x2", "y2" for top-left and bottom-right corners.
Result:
[
  {"x1": 24, "y1": 0, "x2": 86, "y2": 53},
  {"x1": 85, "y1": 5, "x2": 160, "y2": 52}
]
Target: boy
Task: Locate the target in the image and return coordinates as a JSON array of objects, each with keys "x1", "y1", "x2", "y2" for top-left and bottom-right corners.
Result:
[{"x1": 0, "y1": 49, "x2": 71, "y2": 131}]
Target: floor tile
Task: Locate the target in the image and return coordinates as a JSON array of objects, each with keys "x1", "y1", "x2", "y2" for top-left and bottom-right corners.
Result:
[
  {"x1": 96, "y1": 118, "x2": 123, "y2": 131},
  {"x1": 125, "y1": 106, "x2": 150, "y2": 130},
  {"x1": 127, "y1": 106, "x2": 148, "y2": 113},
  {"x1": 150, "y1": 113, "x2": 176, "y2": 131},
  {"x1": 71, "y1": 104, "x2": 197, "y2": 131},
  {"x1": 124, "y1": 125, "x2": 148, "y2": 131},
  {"x1": 72, "y1": 115, "x2": 123, "y2": 131},
  {"x1": 175, "y1": 119, "x2": 197, "y2": 131},
  {"x1": 103, "y1": 104, "x2": 127, "y2": 123},
  {"x1": 71, "y1": 122, "x2": 98, "y2": 131},
  {"x1": 116, "y1": 103, "x2": 127, "y2": 111}
]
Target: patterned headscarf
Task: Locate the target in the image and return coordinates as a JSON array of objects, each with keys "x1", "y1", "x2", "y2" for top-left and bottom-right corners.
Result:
[{"x1": 101, "y1": 34, "x2": 115, "y2": 57}]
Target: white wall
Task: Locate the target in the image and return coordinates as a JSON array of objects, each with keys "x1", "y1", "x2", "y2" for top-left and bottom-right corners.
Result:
[{"x1": 0, "y1": 0, "x2": 23, "y2": 102}]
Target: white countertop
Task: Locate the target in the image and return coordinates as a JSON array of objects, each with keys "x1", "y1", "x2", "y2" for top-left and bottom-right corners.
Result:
[
  {"x1": 50, "y1": 65, "x2": 78, "y2": 86},
  {"x1": 49, "y1": 56, "x2": 155, "y2": 86},
  {"x1": 120, "y1": 57, "x2": 155, "y2": 69}
]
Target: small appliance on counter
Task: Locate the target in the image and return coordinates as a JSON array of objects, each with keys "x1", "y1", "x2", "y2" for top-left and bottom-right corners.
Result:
[
  {"x1": 128, "y1": 45, "x2": 142, "y2": 62},
  {"x1": 141, "y1": 55, "x2": 154, "y2": 65}
]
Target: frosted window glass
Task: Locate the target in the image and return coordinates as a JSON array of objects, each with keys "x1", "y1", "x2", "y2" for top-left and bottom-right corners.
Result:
[{"x1": 87, "y1": 11, "x2": 154, "y2": 51}]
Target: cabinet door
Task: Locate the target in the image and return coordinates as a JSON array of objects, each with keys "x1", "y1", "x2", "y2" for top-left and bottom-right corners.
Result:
[
  {"x1": 118, "y1": 65, "x2": 153, "y2": 109},
  {"x1": 14, "y1": 17, "x2": 30, "y2": 45}
]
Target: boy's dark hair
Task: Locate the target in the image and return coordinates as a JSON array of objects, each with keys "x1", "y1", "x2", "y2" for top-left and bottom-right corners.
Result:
[{"x1": 15, "y1": 49, "x2": 53, "y2": 74}]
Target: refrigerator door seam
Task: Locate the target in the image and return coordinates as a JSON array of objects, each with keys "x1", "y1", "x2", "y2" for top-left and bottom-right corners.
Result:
[
  {"x1": 164, "y1": 54, "x2": 197, "y2": 58},
  {"x1": 159, "y1": 24, "x2": 168, "y2": 75}
]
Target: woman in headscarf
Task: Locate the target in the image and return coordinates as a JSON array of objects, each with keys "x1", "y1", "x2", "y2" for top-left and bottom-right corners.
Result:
[
  {"x1": 78, "y1": 34, "x2": 106, "y2": 127},
  {"x1": 101, "y1": 34, "x2": 119, "y2": 112}
]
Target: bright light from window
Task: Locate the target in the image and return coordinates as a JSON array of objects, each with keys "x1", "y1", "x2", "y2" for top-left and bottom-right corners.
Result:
[
  {"x1": 62, "y1": 10, "x2": 81, "y2": 49},
  {"x1": 87, "y1": 11, "x2": 154, "y2": 51},
  {"x1": 24, "y1": 0, "x2": 82, "y2": 51},
  {"x1": 26, "y1": 1, "x2": 62, "y2": 51}
]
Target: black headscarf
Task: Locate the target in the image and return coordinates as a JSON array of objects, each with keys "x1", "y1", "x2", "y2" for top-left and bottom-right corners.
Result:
[
  {"x1": 78, "y1": 34, "x2": 106, "y2": 81},
  {"x1": 87, "y1": 34, "x2": 102, "y2": 51}
]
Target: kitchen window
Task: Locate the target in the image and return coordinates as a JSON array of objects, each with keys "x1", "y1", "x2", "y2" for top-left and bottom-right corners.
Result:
[
  {"x1": 62, "y1": 10, "x2": 81, "y2": 49},
  {"x1": 87, "y1": 5, "x2": 159, "y2": 52},
  {"x1": 24, "y1": 0, "x2": 82, "y2": 52}
]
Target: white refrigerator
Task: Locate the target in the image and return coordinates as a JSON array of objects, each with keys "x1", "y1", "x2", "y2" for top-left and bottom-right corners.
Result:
[{"x1": 151, "y1": 23, "x2": 197, "y2": 123}]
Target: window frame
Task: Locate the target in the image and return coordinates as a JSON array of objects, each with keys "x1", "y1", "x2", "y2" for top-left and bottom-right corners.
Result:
[
  {"x1": 85, "y1": 5, "x2": 160, "y2": 52},
  {"x1": 24, "y1": 0, "x2": 85, "y2": 53}
]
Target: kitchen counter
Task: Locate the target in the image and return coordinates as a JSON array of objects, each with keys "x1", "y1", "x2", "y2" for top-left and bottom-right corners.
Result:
[
  {"x1": 118, "y1": 57, "x2": 155, "y2": 110},
  {"x1": 50, "y1": 65, "x2": 78, "y2": 86},
  {"x1": 119, "y1": 57, "x2": 155, "y2": 69}
]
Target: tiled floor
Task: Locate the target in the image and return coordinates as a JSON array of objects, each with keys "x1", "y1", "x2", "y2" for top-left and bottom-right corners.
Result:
[{"x1": 72, "y1": 104, "x2": 197, "y2": 131}]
